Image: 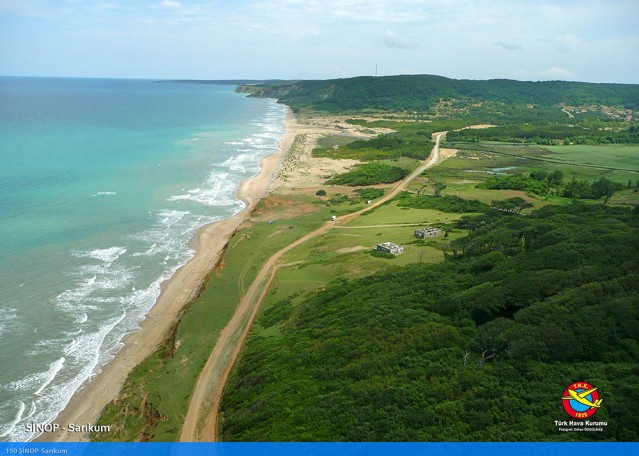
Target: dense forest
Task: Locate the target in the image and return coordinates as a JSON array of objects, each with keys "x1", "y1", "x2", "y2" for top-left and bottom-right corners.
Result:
[
  {"x1": 220, "y1": 203, "x2": 639, "y2": 441},
  {"x1": 446, "y1": 124, "x2": 639, "y2": 144},
  {"x1": 236, "y1": 75, "x2": 639, "y2": 113}
]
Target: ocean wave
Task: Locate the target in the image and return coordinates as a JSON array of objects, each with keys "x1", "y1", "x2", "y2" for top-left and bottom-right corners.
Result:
[
  {"x1": 8, "y1": 310, "x2": 129, "y2": 441},
  {"x1": 92, "y1": 191, "x2": 117, "y2": 197},
  {"x1": 0, "y1": 402, "x2": 24, "y2": 438},
  {"x1": 5, "y1": 357, "x2": 65, "y2": 396},
  {"x1": 0, "y1": 308, "x2": 18, "y2": 339},
  {"x1": 167, "y1": 172, "x2": 245, "y2": 208},
  {"x1": 0, "y1": 94, "x2": 288, "y2": 443},
  {"x1": 167, "y1": 102, "x2": 285, "y2": 210},
  {"x1": 56, "y1": 265, "x2": 133, "y2": 310},
  {"x1": 34, "y1": 358, "x2": 65, "y2": 396},
  {"x1": 74, "y1": 246, "x2": 127, "y2": 265}
]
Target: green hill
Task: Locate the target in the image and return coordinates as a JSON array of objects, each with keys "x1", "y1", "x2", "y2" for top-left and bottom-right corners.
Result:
[
  {"x1": 236, "y1": 74, "x2": 639, "y2": 115},
  {"x1": 220, "y1": 203, "x2": 639, "y2": 441}
]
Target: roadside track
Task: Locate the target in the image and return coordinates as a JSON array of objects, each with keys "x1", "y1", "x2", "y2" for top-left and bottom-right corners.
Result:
[{"x1": 179, "y1": 132, "x2": 446, "y2": 441}]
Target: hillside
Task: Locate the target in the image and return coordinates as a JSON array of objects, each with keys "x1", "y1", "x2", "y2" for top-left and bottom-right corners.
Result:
[
  {"x1": 236, "y1": 74, "x2": 639, "y2": 116},
  {"x1": 220, "y1": 203, "x2": 639, "y2": 441}
]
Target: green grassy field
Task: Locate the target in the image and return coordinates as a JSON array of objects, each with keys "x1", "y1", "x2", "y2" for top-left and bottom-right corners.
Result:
[
  {"x1": 540, "y1": 144, "x2": 639, "y2": 170},
  {"x1": 94, "y1": 187, "x2": 465, "y2": 441},
  {"x1": 94, "y1": 197, "x2": 329, "y2": 441},
  {"x1": 424, "y1": 142, "x2": 639, "y2": 208},
  {"x1": 95, "y1": 126, "x2": 638, "y2": 442},
  {"x1": 349, "y1": 201, "x2": 464, "y2": 226},
  {"x1": 444, "y1": 143, "x2": 639, "y2": 183},
  {"x1": 238, "y1": 204, "x2": 466, "y2": 369}
]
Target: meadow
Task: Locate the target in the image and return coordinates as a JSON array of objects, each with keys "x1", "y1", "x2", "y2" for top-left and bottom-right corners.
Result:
[
  {"x1": 93, "y1": 107, "x2": 638, "y2": 442},
  {"x1": 93, "y1": 196, "x2": 329, "y2": 440}
]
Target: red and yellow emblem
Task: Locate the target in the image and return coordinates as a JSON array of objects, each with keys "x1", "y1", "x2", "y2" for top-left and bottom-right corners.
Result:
[{"x1": 562, "y1": 382, "x2": 602, "y2": 419}]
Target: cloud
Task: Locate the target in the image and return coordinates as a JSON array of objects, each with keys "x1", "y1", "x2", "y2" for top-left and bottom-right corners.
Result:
[
  {"x1": 385, "y1": 30, "x2": 420, "y2": 49},
  {"x1": 558, "y1": 33, "x2": 584, "y2": 47},
  {"x1": 159, "y1": 0, "x2": 181, "y2": 8},
  {"x1": 539, "y1": 66, "x2": 576, "y2": 79},
  {"x1": 497, "y1": 41, "x2": 522, "y2": 51},
  {"x1": 556, "y1": 33, "x2": 586, "y2": 52},
  {"x1": 519, "y1": 66, "x2": 576, "y2": 81}
]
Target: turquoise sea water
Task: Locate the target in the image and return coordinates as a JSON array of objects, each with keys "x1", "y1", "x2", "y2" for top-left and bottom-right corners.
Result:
[{"x1": 0, "y1": 77, "x2": 287, "y2": 441}]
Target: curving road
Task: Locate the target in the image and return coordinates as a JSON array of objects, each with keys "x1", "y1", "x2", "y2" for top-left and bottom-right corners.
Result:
[{"x1": 179, "y1": 132, "x2": 446, "y2": 441}]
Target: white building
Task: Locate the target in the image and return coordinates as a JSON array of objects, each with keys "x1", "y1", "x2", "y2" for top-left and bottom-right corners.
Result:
[
  {"x1": 376, "y1": 242, "x2": 404, "y2": 255},
  {"x1": 414, "y1": 227, "x2": 441, "y2": 239}
]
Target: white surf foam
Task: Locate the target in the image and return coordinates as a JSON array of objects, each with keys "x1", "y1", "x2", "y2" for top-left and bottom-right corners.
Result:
[
  {"x1": 0, "y1": 402, "x2": 24, "y2": 438},
  {"x1": 34, "y1": 357, "x2": 65, "y2": 396},
  {"x1": 1, "y1": 95, "x2": 288, "y2": 443},
  {"x1": 5, "y1": 357, "x2": 65, "y2": 396},
  {"x1": 74, "y1": 246, "x2": 127, "y2": 265},
  {"x1": 0, "y1": 308, "x2": 17, "y2": 339},
  {"x1": 92, "y1": 191, "x2": 117, "y2": 197},
  {"x1": 25, "y1": 402, "x2": 36, "y2": 420},
  {"x1": 9, "y1": 310, "x2": 129, "y2": 441},
  {"x1": 167, "y1": 172, "x2": 244, "y2": 208},
  {"x1": 56, "y1": 265, "x2": 133, "y2": 310}
]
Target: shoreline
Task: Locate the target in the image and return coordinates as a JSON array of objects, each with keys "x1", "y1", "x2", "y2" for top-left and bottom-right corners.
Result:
[{"x1": 35, "y1": 108, "x2": 296, "y2": 443}]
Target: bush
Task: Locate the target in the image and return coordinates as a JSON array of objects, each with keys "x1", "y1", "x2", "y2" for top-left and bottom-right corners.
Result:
[
  {"x1": 315, "y1": 189, "x2": 327, "y2": 196},
  {"x1": 369, "y1": 250, "x2": 397, "y2": 259},
  {"x1": 396, "y1": 193, "x2": 490, "y2": 213},
  {"x1": 328, "y1": 163, "x2": 408, "y2": 186},
  {"x1": 354, "y1": 188, "x2": 385, "y2": 200},
  {"x1": 478, "y1": 174, "x2": 549, "y2": 196}
]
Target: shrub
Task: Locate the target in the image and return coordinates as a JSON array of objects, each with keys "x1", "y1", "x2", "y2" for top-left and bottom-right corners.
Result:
[{"x1": 328, "y1": 163, "x2": 408, "y2": 186}]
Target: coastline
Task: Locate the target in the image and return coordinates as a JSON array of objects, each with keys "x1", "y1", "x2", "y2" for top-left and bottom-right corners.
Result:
[{"x1": 36, "y1": 108, "x2": 296, "y2": 443}]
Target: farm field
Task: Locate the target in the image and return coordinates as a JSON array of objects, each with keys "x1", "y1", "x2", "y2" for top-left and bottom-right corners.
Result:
[{"x1": 540, "y1": 144, "x2": 639, "y2": 171}]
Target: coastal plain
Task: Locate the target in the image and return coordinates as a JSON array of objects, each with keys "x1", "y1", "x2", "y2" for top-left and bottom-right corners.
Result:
[
  {"x1": 40, "y1": 76, "x2": 639, "y2": 443},
  {"x1": 42, "y1": 110, "x2": 383, "y2": 441}
]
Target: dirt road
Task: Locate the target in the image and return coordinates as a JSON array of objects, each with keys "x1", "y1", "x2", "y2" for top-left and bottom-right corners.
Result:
[{"x1": 179, "y1": 133, "x2": 445, "y2": 441}]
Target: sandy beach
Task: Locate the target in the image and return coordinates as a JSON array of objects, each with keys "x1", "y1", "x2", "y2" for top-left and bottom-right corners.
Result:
[
  {"x1": 36, "y1": 107, "x2": 373, "y2": 442},
  {"x1": 36, "y1": 111, "x2": 295, "y2": 442}
]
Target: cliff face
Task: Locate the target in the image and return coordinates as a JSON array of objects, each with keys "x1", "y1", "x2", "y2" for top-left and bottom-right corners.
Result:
[{"x1": 235, "y1": 84, "x2": 297, "y2": 99}]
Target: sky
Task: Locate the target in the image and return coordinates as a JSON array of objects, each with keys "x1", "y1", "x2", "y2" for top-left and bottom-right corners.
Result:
[{"x1": 0, "y1": 0, "x2": 638, "y2": 83}]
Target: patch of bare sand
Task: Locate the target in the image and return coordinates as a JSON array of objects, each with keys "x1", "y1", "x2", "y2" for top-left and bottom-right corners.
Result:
[
  {"x1": 438, "y1": 148, "x2": 459, "y2": 161},
  {"x1": 458, "y1": 124, "x2": 498, "y2": 130},
  {"x1": 252, "y1": 196, "x2": 318, "y2": 220},
  {"x1": 336, "y1": 246, "x2": 368, "y2": 254},
  {"x1": 270, "y1": 112, "x2": 386, "y2": 192}
]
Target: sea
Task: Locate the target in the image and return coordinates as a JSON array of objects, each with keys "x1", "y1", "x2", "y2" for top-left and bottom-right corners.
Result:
[{"x1": 0, "y1": 77, "x2": 287, "y2": 441}]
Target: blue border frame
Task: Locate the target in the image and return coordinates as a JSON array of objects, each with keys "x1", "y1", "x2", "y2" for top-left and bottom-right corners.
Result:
[{"x1": 1, "y1": 443, "x2": 637, "y2": 456}]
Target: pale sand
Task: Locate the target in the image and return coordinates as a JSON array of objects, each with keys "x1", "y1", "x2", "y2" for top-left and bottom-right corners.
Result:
[
  {"x1": 439, "y1": 148, "x2": 459, "y2": 161},
  {"x1": 37, "y1": 111, "x2": 295, "y2": 442},
  {"x1": 271, "y1": 115, "x2": 380, "y2": 191},
  {"x1": 458, "y1": 124, "x2": 498, "y2": 130}
]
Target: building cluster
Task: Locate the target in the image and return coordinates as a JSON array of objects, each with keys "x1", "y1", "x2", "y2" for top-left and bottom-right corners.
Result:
[{"x1": 375, "y1": 226, "x2": 441, "y2": 256}]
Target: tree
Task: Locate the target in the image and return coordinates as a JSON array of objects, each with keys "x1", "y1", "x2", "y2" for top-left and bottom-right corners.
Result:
[
  {"x1": 434, "y1": 182, "x2": 447, "y2": 197},
  {"x1": 529, "y1": 170, "x2": 548, "y2": 181},
  {"x1": 491, "y1": 197, "x2": 533, "y2": 214},
  {"x1": 591, "y1": 177, "x2": 622, "y2": 200},
  {"x1": 316, "y1": 189, "x2": 327, "y2": 196},
  {"x1": 547, "y1": 170, "x2": 564, "y2": 185},
  {"x1": 563, "y1": 178, "x2": 593, "y2": 198}
]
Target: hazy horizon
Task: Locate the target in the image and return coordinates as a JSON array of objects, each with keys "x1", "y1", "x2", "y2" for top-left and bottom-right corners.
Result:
[
  {"x1": 2, "y1": 73, "x2": 638, "y2": 86},
  {"x1": 1, "y1": 0, "x2": 638, "y2": 84}
]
